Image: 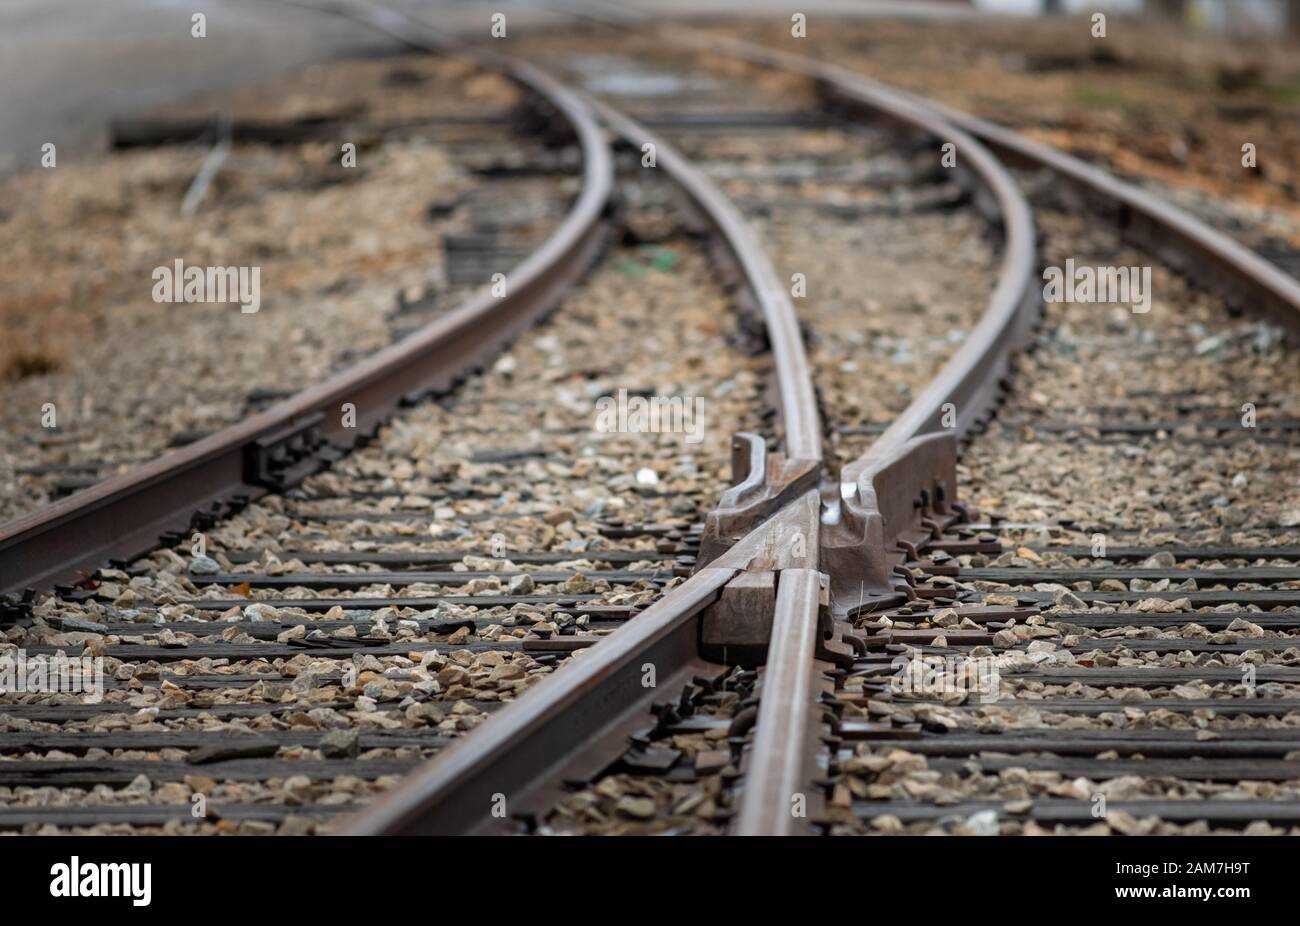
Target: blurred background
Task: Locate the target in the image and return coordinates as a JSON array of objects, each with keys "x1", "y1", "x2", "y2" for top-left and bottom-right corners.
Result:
[
  {"x1": 984, "y1": 0, "x2": 1296, "y2": 31},
  {"x1": 3, "y1": 0, "x2": 1298, "y2": 174}
]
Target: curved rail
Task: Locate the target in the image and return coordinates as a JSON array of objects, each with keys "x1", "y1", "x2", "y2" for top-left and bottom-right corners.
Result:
[
  {"x1": 662, "y1": 26, "x2": 1300, "y2": 836},
  {"x1": 922, "y1": 99, "x2": 1300, "y2": 340},
  {"x1": 0, "y1": 19, "x2": 614, "y2": 599},
  {"x1": 572, "y1": 5, "x2": 1300, "y2": 339},
  {"x1": 342, "y1": 77, "x2": 826, "y2": 838},
  {"x1": 183, "y1": 0, "x2": 828, "y2": 836},
  {"x1": 677, "y1": 37, "x2": 1040, "y2": 464},
  {"x1": 593, "y1": 101, "x2": 822, "y2": 465},
  {"x1": 284, "y1": 0, "x2": 824, "y2": 465},
  {"x1": 659, "y1": 32, "x2": 1040, "y2": 836},
  {"x1": 688, "y1": 28, "x2": 1300, "y2": 338},
  {"x1": 334, "y1": 4, "x2": 1043, "y2": 836}
]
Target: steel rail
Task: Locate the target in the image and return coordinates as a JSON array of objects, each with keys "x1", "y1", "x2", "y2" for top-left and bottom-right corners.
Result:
[
  {"x1": 250, "y1": 2, "x2": 824, "y2": 836},
  {"x1": 550, "y1": 8, "x2": 1045, "y2": 453},
  {"x1": 684, "y1": 27, "x2": 1300, "y2": 338},
  {"x1": 343, "y1": 502, "x2": 828, "y2": 834},
  {"x1": 0, "y1": 17, "x2": 614, "y2": 599},
  {"x1": 654, "y1": 28, "x2": 1041, "y2": 460},
  {"x1": 653, "y1": 25, "x2": 1300, "y2": 835},
  {"x1": 344, "y1": 565, "x2": 739, "y2": 834},
  {"x1": 588, "y1": 99, "x2": 822, "y2": 464},
  {"x1": 280, "y1": 1, "x2": 823, "y2": 464},
  {"x1": 341, "y1": 89, "x2": 826, "y2": 839},
  {"x1": 730, "y1": 567, "x2": 827, "y2": 837},
  {"x1": 918, "y1": 99, "x2": 1300, "y2": 340},
  {"x1": 642, "y1": 31, "x2": 1040, "y2": 836}
]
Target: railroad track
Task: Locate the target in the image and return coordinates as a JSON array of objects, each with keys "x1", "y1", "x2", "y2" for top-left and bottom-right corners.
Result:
[
  {"x1": 352, "y1": 12, "x2": 1300, "y2": 836},
  {"x1": 0, "y1": 4, "x2": 801, "y2": 834},
  {"x1": 1, "y1": 55, "x2": 584, "y2": 521},
  {"x1": 2, "y1": 4, "x2": 1298, "y2": 836}
]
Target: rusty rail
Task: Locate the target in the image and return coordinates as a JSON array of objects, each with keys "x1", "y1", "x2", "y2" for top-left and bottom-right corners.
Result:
[
  {"x1": 259, "y1": 4, "x2": 1300, "y2": 837},
  {"x1": 730, "y1": 567, "x2": 828, "y2": 836},
  {"x1": 649, "y1": 32, "x2": 1040, "y2": 835},
  {"x1": 325, "y1": 2, "x2": 1038, "y2": 837},
  {"x1": 680, "y1": 28, "x2": 1300, "y2": 835},
  {"x1": 342, "y1": 100, "x2": 827, "y2": 835},
  {"x1": 240, "y1": 2, "x2": 829, "y2": 836},
  {"x1": 346, "y1": 566, "x2": 739, "y2": 834},
  {"x1": 591, "y1": 100, "x2": 822, "y2": 465},
  {"x1": 281, "y1": 3, "x2": 826, "y2": 467},
  {"x1": 920, "y1": 99, "x2": 1300, "y2": 340},
  {"x1": 682, "y1": 27, "x2": 1300, "y2": 336},
  {"x1": 0, "y1": 17, "x2": 614, "y2": 599},
  {"x1": 656, "y1": 28, "x2": 1040, "y2": 456}
]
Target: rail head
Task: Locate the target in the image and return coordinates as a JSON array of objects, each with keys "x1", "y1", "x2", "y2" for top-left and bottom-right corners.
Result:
[
  {"x1": 730, "y1": 566, "x2": 827, "y2": 836},
  {"x1": 589, "y1": 97, "x2": 823, "y2": 466}
]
